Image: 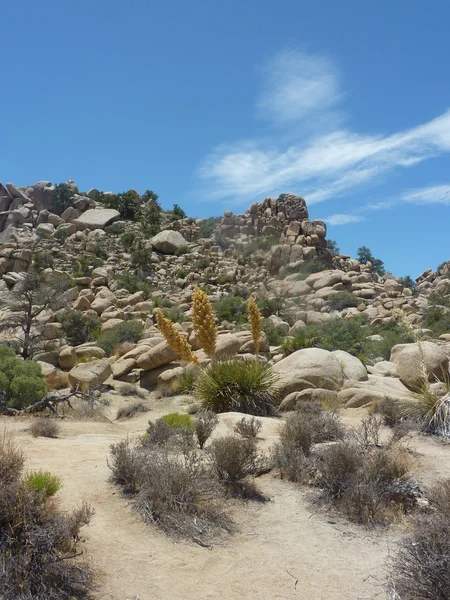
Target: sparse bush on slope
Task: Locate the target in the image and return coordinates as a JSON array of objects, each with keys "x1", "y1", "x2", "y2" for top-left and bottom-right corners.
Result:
[{"x1": 0, "y1": 345, "x2": 47, "y2": 411}]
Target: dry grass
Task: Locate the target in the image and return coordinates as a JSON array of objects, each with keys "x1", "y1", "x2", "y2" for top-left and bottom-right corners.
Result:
[
  {"x1": 116, "y1": 402, "x2": 149, "y2": 420},
  {"x1": 30, "y1": 417, "x2": 61, "y2": 438}
]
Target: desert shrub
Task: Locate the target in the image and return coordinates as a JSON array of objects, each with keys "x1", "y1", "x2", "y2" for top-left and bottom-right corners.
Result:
[
  {"x1": 105, "y1": 221, "x2": 126, "y2": 235},
  {"x1": 72, "y1": 252, "x2": 103, "y2": 277},
  {"x1": 101, "y1": 191, "x2": 140, "y2": 221},
  {"x1": 0, "y1": 430, "x2": 25, "y2": 485},
  {"x1": 161, "y1": 306, "x2": 187, "y2": 323},
  {"x1": 241, "y1": 235, "x2": 280, "y2": 258},
  {"x1": 198, "y1": 217, "x2": 220, "y2": 238},
  {"x1": 97, "y1": 320, "x2": 143, "y2": 356},
  {"x1": 351, "y1": 414, "x2": 383, "y2": 449},
  {"x1": 328, "y1": 290, "x2": 359, "y2": 311},
  {"x1": 194, "y1": 410, "x2": 218, "y2": 449},
  {"x1": 109, "y1": 440, "x2": 232, "y2": 543},
  {"x1": 214, "y1": 296, "x2": 248, "y2": 324},
  {"x1": 143, "y1": 419, "x2": 175, "y2": 446},
  {"x1": 356, "y1": 246, "x2": 385, "y2": 276},
  {"x1": 209, "y1": 435, "x2": 259, "y2": 483},
  {"x1": 50, "y1": 182, "x2": 74, "y2": 215},
  {"x1": 213, "y1": 235, "x2": 231, "y2": 250},
  {"x1": 116, "y1": 272, "x2": 151, "y2": 297},
  {"x1": 30, "y1": 417, "x2": 61, "y2": 438},
  {"x1": 196, "y1": 359, "x2": 279, "y2": 416},
  {"x1": 0, "y1": 345, "x2": 47, "y2": 411},
  {"x1": 373, "y1": 398, "x2": 405, "y2": 427},
  {"x1": 258, "y1": 297, "x2": 285, "y2": 318},
  {"x1": 32, "y1": 251, "x2": 54, "y2": 271},
  {"x1": 120, "y1": 230, "x2": 141, "y2": 248},
  {"x1": 423, "y1": 305, "x2": 450, "y2": 337},
  {"x1": 234, "y1": 416, "x2": 262, "y2": 439},
  {"x1": 398, "y1": 275, "x2": 416, "y2": 290},
  {"x1": 174, "y1": 245, "x2": 189, "y2": 256},
  {"x1": 279, "y1": 259, "x2": 330, "y2": 280},
  {"x1": 261, "y1": 319, "x2": 286, "y2": 345},
  {"x1": 407, "y1": 385, "x2": 450, "y2": 438},
  {"x1": 116, "y1": 402, "x2": 149, "y2": 420},
  {"x1": 366, "y1": 321, "x2": 415, "y2": 360},
  {"x1": 130, "y1": 247, "x2": 154, "y2": 271},
  {"x1": 0, "y1": 434, "x2": 93, "y2": 599},
  {"x1": 391, "y1": 511, "x2": 450, "y2": 599},
  {"x1": 161, "y1": 412, "x2": 193, "y2": 431},
  {"x1": 59, "y1": 310, "x2": 101, "y2": 346},
  {"x1": 53, "y1": 227, "x2": 69, "y2": 243},
  {"x1": 327, "y1": 239, "x2": 340, "y2": 255},
  {"x1": 24, "y1": 470, "x2": 62, "y2": 499}
]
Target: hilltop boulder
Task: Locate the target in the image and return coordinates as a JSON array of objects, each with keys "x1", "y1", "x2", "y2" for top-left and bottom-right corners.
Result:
[
  {"x1": 151, "y1": 230, "x2": 188, "y2": 254},
  {"x1": 73, "y1": 208, "x2": 120, "y2": 230}
]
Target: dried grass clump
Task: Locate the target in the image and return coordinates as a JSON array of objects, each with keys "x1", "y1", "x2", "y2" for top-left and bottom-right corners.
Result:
[
  {"x1": 116, "y1": 402, "x2": 149, "y2": 420},
  {"x1": 156, "y1": 309, "x2": 199, "y2": 366},
  {"x1": 248, "y1": 296, "x2": 262, "y2": 355},
  {"x1": 234, "y1": 416, "x2": 262, "y2": 439},
  {"x1": 192, "y1": 286, "x2": 217, "y2": 357},
  {"x1": 30, "y1": 417, "x2": 61, "y2": 438},
  {"x1": 0, "y1": 432, "x2": 93, "y2": 599}
]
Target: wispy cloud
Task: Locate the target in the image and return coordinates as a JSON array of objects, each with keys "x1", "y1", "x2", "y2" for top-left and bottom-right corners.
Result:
[
  {"x1": 321, "y1": 213, "x2": 365, "y2": 226},
  {"x1": 196, "y1": 50, "x2": 450, "y2": 209},
  {"x1": 402, "y1": 184, "x2": 450, "y2": 205}
]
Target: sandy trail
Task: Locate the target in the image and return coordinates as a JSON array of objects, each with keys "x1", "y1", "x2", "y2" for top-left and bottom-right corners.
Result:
[{"x1": 3, "y1": 398, "x2": 449, "y2": 600}]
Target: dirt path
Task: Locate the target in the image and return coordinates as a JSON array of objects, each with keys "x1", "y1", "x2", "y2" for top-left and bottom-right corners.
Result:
[{"x1": 3, "y1": 399, "x2": 449, "y2": 600}]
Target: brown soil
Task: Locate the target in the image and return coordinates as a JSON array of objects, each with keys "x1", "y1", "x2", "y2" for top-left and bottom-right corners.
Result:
[{"x1": 2, "y1": 394, "x2": 449, "y2": 600}]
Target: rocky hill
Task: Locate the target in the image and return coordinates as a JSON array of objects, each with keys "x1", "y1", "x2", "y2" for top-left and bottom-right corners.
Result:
[{"x1": 0, "y1": 179, "x2": 449, "y2": 405}]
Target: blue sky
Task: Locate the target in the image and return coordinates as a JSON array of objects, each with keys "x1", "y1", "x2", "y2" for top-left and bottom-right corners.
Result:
[{"x1": 2, "y1": 0, "x2": 450, "y2": 277}]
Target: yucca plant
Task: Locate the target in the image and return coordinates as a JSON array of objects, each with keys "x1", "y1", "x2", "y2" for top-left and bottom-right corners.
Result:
[
  {"x1": 192, "y1": 286, "x2": 217, "y2": 357},
  {"x1": 196, "y1": 359, "x2": 279, "y2": 416},
  {"x1": 156, "y1": 309, "x2": 199, "y2": 366},
  {"x1": 248, "y1": 296, "x2": 262, "y2": 355},
  {"x1": 407, "y1": 376, "x2": 450, "y2": 438}
]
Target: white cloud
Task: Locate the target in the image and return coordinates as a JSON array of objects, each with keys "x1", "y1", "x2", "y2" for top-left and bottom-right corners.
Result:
[
  {"x1": 321, "y1": 213, "x2": 365, "y2": 226},
  {"x1": 196, "y1": 50, "x2": 450, "y2": 209},
  {"x1": 402, "y1": 184, "x2": 450, "y2": 205}
]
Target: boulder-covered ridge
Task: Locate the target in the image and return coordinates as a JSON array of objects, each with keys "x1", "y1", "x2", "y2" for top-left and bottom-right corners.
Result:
[{"x1": 0, "y1": 178, "x2": 449, "y2": 406}]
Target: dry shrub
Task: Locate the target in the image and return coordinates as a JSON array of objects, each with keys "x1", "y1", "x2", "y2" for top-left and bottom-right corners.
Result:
[
  {"x1": 0, "y1": 432, "x2": 93, "y2": 599},
  {"x1": 374, "y1": 398, "x2": 404, "y2": 427},
  {"x1": 116, "y1": 402, "x2": 149, "y2": 420},
  {"x1": 30, "y1": 417, "x2": 61, "y2": 438},
  {"x1": 194, "y1": 410, "x2": 218, "y2": 449},
  {"x1": 351, "y1": 414, "x2": 383, "y2": 448},
  {"x1": 234, "y1": 416, "x2": 262, "y2": 439},
  {"x1": 429, "y1": 478, "x2": 450, "y2": 517},
  {"x1": 317, "y1": 441, "x2": 417, "y2": 525},
  {"x1": 209, "y1": 435, "x2": 266, "y2": 500},
  {"x1": 108, "y1": 439, "x2": 232, "y2": 544},
  {"x1": 391, "y1": 511, "x2": 450, "y2": 599}
]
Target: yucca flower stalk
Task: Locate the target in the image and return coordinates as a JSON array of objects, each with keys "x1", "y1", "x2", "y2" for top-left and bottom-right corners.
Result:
[
  {"x1": 248, "y1": 296, "x2": 262, "y2": 355},
  {"x1": 192, "y1": 286, "x2": 217, "y2": 358},
  {"x1": 156, "y1": 309, "x2": 199, "y2": 366}
]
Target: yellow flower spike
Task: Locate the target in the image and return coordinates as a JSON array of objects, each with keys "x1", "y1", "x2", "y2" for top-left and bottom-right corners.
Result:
[
  {"x1": 156, "y1": 309, "x2": 199, "y2": 366},
  {"x1": 248, "y1": 296, "x2": 262, "y2": 356},
  {"x1": 192, "y1": 287, "x2": 217, "y2": 358}
]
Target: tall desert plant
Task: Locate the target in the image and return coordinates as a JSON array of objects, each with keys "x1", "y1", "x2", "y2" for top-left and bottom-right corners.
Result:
[
  {"x1": 248, "y1": 296, "x2": 262, "y2": 355},
  {"x1": 156, "y1": 309, "x2": 199, "y2": 366},
  {"x1": 192, "y1": 287, "x2": 217, "y2": 357}
]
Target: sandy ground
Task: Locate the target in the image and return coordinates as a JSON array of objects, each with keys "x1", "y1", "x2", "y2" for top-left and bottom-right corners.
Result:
[{"x1": 2, "y1": 393, "x2": 450, "y2": 600}]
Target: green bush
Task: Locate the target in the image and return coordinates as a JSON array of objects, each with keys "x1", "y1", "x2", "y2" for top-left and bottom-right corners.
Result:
[
  {"x1": 279, "y1": 259, "x2": 330, "y2": 280},
  {"x1": 356, "y1": 246, "x2": 385, "y2": 276},
  {"x1": 241, "y1": 236, "x2": 279, "y2": 258},
  {"x1": 398, "y1": 275, "x2": 416, "y2": 290},
  {"x1": 214, "y1": 295, "x2": 247, "y2": 324},
  {"x1": 59, "y1": 310, "x2": 101, "y2": 346},
  {"x1": 97, "y1": 321, "x2": 144, "y2": 356},
  {"x1": 196, "y1": 359, "x2": 279, "y2": 416},
  {"x1": 24, "y1": 470, "x2": 62, "y2": 499},
  {"x1": 105, "y1": 221, "x2": 126, "y2": 235},
  {"x1": 130, "y1": 247, "x2": 153, "y2": 271},
  {"x1": 0, "y1": 346, "x2": 46, "y2": 410},
  {"x1": 262, "y1": 319, "x2": 286, "y2": 345},
  {"x1": 161, "y1": 306, "x2": 187, "y2": 323},
  {"x1": 50, "y1": 183, "x2": 74, "y2": 215},
  {"x1": 172, "y1": 203, "x2": 187, "y2": 220},
  {"x1": 73, "y1": 253, "x2": 104, "y2": 277},
  {"x1": 424, "y1": 303, "x2": 450, "y2": 337},
  {"x1": 161, "y1": 412, "x2": 193, "y2": 431},
  {"x1": 328, "y1": 291, "x2": 360, "y2": 311},
  {"x1": 100, "y1": 191, "x2": 140, "y2": 221},
  {"x1": 198, "y1": 217, "x2": 220, "y2": 238},
  {"x1": 213, "y1": 235, "x2": 231, "y2": 250},
  {"x1": 116, "y1": 272, "x2": 151, "y2": 297},
  {"x1": 258, "y1": 297, "x2": 285, "y2": 318},
  {"x1": 32, "y1": 251, "x2": 54, "y2": 272},
  {"x1": 120, "y1": 230, "x2": 141, "y2": 249},
  {"x1": 174, "y1": 245, "x2": 189, "y2": 256},
  {"x1": 327, "y1": 239, "x2": 340, "y2": 255},
  {"x1": 53, "y1": 227, "x2": 69, "y2": 244}
]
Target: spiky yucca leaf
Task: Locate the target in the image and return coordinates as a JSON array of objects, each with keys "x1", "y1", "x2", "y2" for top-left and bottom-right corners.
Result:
[
  {"x1": 248, "y1": 296, "x2": 262, "y2": 355},
  {"x1": 196, "y1": 359, "x2": 279, "y2": 416},
  {"x1": 192, "y1": 287, "x2": 217, "y2": 357},
  {"x1": 156, "y1": 309, "x2": 199, "y2": 366}
]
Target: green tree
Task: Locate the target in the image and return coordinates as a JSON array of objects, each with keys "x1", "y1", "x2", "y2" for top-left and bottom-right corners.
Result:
[
  {"x1": 172, "y1": 204, "x2": 187, "y2": 220},
  {"x1": 398, "y1": 275, "x2": 416, "y2": 290},
  {"x1": 50, "y1": 183, "x2": 74, "y2": 215},
  {"x1": 327, "y1": 239, "x2": 340, "y2": 255},
  {"x1": 142, "y1": 190, "x2": 159, "y2": 202},
  {"x1": 0, "y1": 345, "x2": 46, "y2": 411},
  {"x1": 356, "y1": 246, "x2": 385, "y2": 276}
]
